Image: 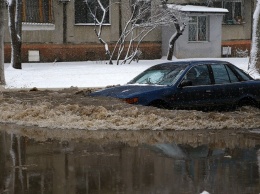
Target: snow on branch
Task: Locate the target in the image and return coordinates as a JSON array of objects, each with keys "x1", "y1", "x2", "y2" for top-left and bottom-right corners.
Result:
[
  {"x1": 85, "y1": 0, "x2": 187, "y2": 64},
  {"x1": 85, "y1": 0, "x2": 112, "y2": 63}
]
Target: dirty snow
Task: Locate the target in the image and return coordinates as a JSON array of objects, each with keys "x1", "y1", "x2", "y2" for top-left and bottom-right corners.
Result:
[{"x1": 1, "y1": 97, "x2": 260, "y2": 131}]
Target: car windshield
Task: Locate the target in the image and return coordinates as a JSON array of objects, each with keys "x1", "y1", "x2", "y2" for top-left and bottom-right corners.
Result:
[{"x1": 128, "y1": 65, "x2": 187, "y2": 86}]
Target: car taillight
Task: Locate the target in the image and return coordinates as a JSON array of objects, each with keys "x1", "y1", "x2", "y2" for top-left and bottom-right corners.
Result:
[{"x1": 123, "y1": 97, "x2": 139, "y2": 104}]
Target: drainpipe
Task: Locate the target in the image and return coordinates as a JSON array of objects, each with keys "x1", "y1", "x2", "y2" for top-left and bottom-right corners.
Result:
[
  {"x1": 59, "y1": 0, "x2": 70, "y2": 43},
  {"x1": 63, "y1": 2, "x2": 67, "y2": 43}
]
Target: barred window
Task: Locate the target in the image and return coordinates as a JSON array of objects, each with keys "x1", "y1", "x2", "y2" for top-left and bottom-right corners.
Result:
[
  {"x1": 213, "y1": 0, "x2": 243, "y2": 24},
  {"x1": 22, "y1": 0, "x2": 53, "y2": 23},
  {"x1": 75, "y1": 0, "x2": 110, "y2": 24},
  {"x1": 188, "y1": 16, "x2": 208, "y2": 42}
]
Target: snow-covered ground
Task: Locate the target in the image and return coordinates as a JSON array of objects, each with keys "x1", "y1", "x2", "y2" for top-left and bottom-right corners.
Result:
[{"x1": 4, "y1": 57, "x2": 258, "y2": 89}]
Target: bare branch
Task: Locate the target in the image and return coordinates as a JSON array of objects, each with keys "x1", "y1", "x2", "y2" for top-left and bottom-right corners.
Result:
[
  {"x1": 85, "y1": 0, "x2": 112, "y2": 64},
  {"x1": 86, "y1": 0, "x2": 187, "y2": 64}
]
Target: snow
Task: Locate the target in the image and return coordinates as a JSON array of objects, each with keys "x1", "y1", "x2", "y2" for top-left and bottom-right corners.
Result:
[
  {"x1": 4, "y1": 57, "x2": 259, "y2": 89},
  {"x1": 200, "y1": 191, "x2": 210, "y2": 194},
  {"x1": 169, "y1": 4, "x2": 228, "y2": 13},
  {"x1": 248, "y1": 1, "x2": 260, "y2": 72}
]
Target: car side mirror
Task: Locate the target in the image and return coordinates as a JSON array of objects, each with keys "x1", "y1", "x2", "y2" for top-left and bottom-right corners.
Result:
[{"x1": 180, "y1": 80, "x2": 192, "y2": 88}]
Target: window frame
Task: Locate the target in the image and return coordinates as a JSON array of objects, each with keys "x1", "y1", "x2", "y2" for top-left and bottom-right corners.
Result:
[
  {"x1": 212, "y1": 0, "x2": 244, "y2": 25},
  {"x1": 74, "y1": 0, "x2": 111, "y2": 25},
  {"x1": 188, "y1": 15, "x2": 209, "y2": 42},
  {"x1": 182, "y1": 64, "x2": 212, "y2": 86},
  {"x1": 214, "y1": 64, "x2": 229, "y2": 84},
  {"x1": 22, "y1": 0, "x2": 53, "y2": 24},
  {"x1": 209, "y1": 63, "x2": 252, "y2": 85}
]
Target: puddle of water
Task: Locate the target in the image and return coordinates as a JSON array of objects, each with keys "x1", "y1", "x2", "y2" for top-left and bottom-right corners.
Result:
[{"x1": 1, "y1": 124, "x2": 260, "y2": 194}]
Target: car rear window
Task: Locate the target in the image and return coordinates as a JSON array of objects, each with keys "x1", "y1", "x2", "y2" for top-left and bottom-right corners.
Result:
[{"x1": 232, "y1": 66, "x2": 252, "y2": 81}]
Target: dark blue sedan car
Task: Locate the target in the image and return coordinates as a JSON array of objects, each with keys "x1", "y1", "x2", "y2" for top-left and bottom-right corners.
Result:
[{"x1": 90, "y1": 60, "x2": 260, "y2": 110}]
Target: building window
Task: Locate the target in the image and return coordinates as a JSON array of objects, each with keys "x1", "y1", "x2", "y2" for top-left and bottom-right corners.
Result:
[
  {"x1": 131, "y1": 0, "x2": 151, "y2": 24},
  {"x1": 22, "y1": 0, "x2": 53, "y2": 23},
  {"x1": 188, "y1": 16, "x2": 208, "y2": 42},
  {"x1": 213, "y1": 0, "x2": 243, "y2": 24},
  {"x1": 75, "y1": 0, "x2": 110, "y2": 24}
]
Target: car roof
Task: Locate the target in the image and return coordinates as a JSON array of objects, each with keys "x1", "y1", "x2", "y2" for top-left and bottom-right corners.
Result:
[
  {"x1": 159, "y1": 60, "x2": 229, "y2": 65},
  {"x1": 150, "y1": 60, "x2": 230, "y2": 69}
]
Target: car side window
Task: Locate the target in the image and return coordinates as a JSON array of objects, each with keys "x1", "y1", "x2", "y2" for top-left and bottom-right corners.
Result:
[
  {"x1": 225, "y1": 65, "x2": 240, "y2": 82},
  {"x1": 184, "y1": 65, "x2": 211, "y2": 86},
  {"x1": 211, "y1": 64, "x2": 231, "y2": 84}
]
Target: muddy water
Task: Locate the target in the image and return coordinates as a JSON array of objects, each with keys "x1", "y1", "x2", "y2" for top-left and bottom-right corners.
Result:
[
  {"x1": 1, "y1": 89, "x2": 260, "y2": 131},
  {"x1": 1, "y1": 124, "x2": 260, "y2": 194}
]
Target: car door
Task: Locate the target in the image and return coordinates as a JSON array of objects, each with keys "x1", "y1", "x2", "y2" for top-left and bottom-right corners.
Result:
[
  {"x1": 172, "y1": 64, "x2": 215, "y2": 109},
  {"x1": 209, "y1": 63, "x2": 241, "y2": 107}
]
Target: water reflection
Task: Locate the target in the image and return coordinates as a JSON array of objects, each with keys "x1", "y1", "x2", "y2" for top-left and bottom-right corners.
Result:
[{"x1": 1, "y1": 125, "x2": 260, "y2": 194}]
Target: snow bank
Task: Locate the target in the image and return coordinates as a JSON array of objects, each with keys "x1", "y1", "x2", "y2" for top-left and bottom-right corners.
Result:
[{"x1": 4, "y1": 58, "x2": 259, "y2": 89}]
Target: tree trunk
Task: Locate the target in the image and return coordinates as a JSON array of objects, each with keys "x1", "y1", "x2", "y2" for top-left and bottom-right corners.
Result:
[
  {"x1": 167, "y1": 23, "x2": 186, "y2": 61},
  {"x1": 8, "y1": 0, "x2": 22, "y2": 69},
  {"x1": 167, "y1": 32, "x2": 181, "y2": 61},
  {"x1": 0, "y1": 0, "x2": 6, "y2": 84},
  {"x1": 249, "y1": 0, "x2": 260, "y2": 73}
]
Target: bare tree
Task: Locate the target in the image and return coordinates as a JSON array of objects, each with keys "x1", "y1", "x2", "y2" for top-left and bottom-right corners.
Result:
[
  {"x1": 6, "y1": 0, "x2": 22, "y2": 69},
  {"x1": 166, "y1": 21, "x2": 186, "y2": 60},
  {"x1": 249, "y1": 0, "x2": 260, "y2": 74},
  {"x1": 88, "y1": 0, "x2": 112, "y2": 64},
  {"x1": 162, "y1": 2, "x2": 186, "y2": 60},
  {"x1": 85, "y1": 0, "x2": 187, "y2": 64},
  {"x1": 0, "y1": 0, "x2": 6, "y2": 84}
]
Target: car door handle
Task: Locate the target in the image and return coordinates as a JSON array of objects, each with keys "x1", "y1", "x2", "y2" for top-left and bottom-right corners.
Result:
[{"x1": 205, "y1": 90, "x2": 212, "y2": 93}]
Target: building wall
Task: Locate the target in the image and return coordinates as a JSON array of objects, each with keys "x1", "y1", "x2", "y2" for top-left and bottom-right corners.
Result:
[
  {"x1": 4, "y1": 42, "x2": 161, "y2": 63},
  {"x1": 3, "y1": 0, "x2": 162, "y2": 62},
  {"x1": 221, "y1": 0, "x2": 253, "y2": 41},
  {"x1": 3, "y1": 0, "x2": 254, "y2": 61},
  {"x1": 162, "y1": 14, "x2": 223, "y2": 58},
  {"x1": 220, "y1": 0, "x2": 253, "y2": 57},
  {"x1": 4, "y1": 1, "x2": 63, "y2": 44}
]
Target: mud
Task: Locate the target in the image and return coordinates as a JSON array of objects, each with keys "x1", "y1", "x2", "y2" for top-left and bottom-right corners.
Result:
[{"x1": 0, "y1": 87, "x2": 260, "y2": 132}]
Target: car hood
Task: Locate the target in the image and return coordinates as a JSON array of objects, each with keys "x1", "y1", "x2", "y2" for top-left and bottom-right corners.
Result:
[{"x1": 91, "y1": 84, "x2": 168, "y2": 98}]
